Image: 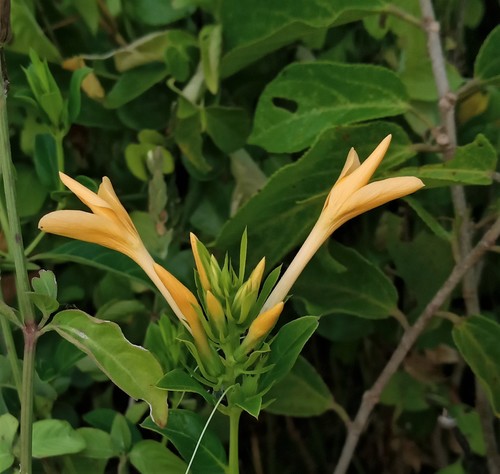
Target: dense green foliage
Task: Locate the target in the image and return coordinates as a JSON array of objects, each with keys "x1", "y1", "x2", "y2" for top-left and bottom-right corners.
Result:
[{"x1": 1, "y1": 0, "x2": 500, "y2": 473}]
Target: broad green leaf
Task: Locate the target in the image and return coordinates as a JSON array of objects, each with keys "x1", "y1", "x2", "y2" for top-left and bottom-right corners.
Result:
[
  {"x1": 124, "y1": 0, "x2": 192, "y2": 26},
  {"x1": 436, "y1": 462, "x2": 465, "y2": 474},
  {"x1": 130, "y1": 440, "x2": 187, "y2": 474},
  {"x1": 205, "y1": 106, "x2": 251, "y2": 153},
  {"x1": 220, "y1": 0, "x2": 385, "y2": 76},
  {"x1": 0, "y1": 413, "x2": 18, "y2": 449},
  {"x1": 32, "y1": 419, "x2": 86, "y2": 458},
  {"x1": 49, "y1": 310, "x2": 168, "y2": 426},
  {"x1": 249, "y1": 62, "x2": 408, "y2": 153},
  {"x1": 380, "y1": 371, "x2": 429, "y2": 412},
  {"x1": 200, "y1": 25, "x2": 222, "y2": 94},
  {"x1": 111, "y1": 413, "x2": 132, "y2": 453},
  {"x1": 387, "y1": 229, "x2": 454, "y2": 312},
  {"x1": 294, "y1": 243, "x2": 399, "y2": 319},
  {"x1": 0, "y1": 442, "x2": 14, "y2": 472},
  {"x1": 264, "y1": 356, "x2": 334, "y2": 417},
  {"x1": 404, "y1": 196, "x2": 451, "y2": 242},
  {"x1": 318, "y1": 313, "x2": 374, "y2": 342},
  {"x1": 259, "y1": 316, "x2": 318, "y2": 393},
  {"x1": 452, "y1": 315, "x2": 500, "y2": 415},
  {"x1": 73, "y1": 0, "x2": 100, "y2": 34},
  {"x1": 475, "y1": 25, "x2": 500, "y2": 80},
  {"x1": 142, "y1": 410, "x2": 227, "y2": 474},
  {"x1": 9, "y1": 1, "x2": 61, "y2": 61},
  {"x1": 76, "y1": 428, "x2": 117, "y2": 459},
  {"x1": 16, "y1": 163, "x2": 48, "y2": 217},
  {"x1": 217, "y1": 122, "x2": 415, "y2": 268},
  {"x1": 394, "y1": 134, "x2": 497, "y2": 186},
  {"x1": 157, "y1": 369, "x2": 216, "y2": 404},
  {"x1": 34, "y1": 134, "x2": 59, "y2": 191},
  {"x1": 105, "y1": 63, "x2": 169, "y2": 109},
  {"x1": 34, "y1": 241, "x2": 151, "y2": 287}
]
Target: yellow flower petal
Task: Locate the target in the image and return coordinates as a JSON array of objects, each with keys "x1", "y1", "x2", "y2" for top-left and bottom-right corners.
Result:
[{"x1": 190, "y1": 233, "x2": 211, "y2": 291}]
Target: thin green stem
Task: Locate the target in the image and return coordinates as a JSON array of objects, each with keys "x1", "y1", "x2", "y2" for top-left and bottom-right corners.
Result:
[
  {"x1": 24, "y1": 230, "x2": 46, "y2": 256},
  {"x1": 228, "y1": 408, "x2": 242, "y2": 474},
  {"x1": 0, "y1": 55, "x2": 35, "y2": 325},
  {"x1": 0, "y1": 49, "x2": 38, "y2": 474},
  {"x1": 55, "y1": 131, "x2": 65, "y2": 187},
  {"x1": 20, "y1": 324, "x2": 37, "y2": 474}
]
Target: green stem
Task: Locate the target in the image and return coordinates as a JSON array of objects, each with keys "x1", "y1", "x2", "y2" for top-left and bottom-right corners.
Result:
[
  {"x1": 228, "y1": 408, "x2": 242, "y2": 474},
  {"x1": 20, "y1": 323, "x2": 37, "y2": 474},
  {"x1": 55, "y1": 131, "x2": 65, "y2": 188},
  {"x1": 0, "y1": 49, "x2": 38, "y2": 474}
]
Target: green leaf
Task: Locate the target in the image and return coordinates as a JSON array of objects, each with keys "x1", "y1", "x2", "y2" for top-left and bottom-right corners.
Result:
[
  {"x1": 111, "y1": 413, "x2": 132, "y2": 454},
  {"x1": 294, "y1": 243, "x2": 399, "y2": 319},
  {"x1": 404, "y1": 196, "x2": 451, "y2": 242},
  {"x1": 32, "y1": 419, "x2": 86, "y2": 458},
  {"x1": 34, "y1": 133, "x2": 59, "y2": 191},
  {"x1": 73, "y1": 0, "x2": 100, "y2": 34},
  {"x1": 124, "y1": 0, "x2": 192, "y2": 26},
  {"x1": 394, "y1": 134, "x2": 497, "y2": 186},
  {"x1": 173, "y1": 101, "x2": 212, "y2": 173},
  {"x1": 157, "y1": 369, "x2": 216, "y2": 404},
  {"x1": 0, "y1": 413, "x2": 18, "y2": 449},
  {"x1": 199, "y1": 25, "x2": 222, "y2": 94},
  {"x1": 130, "y1": 440, "x2": 187, "y2": 474},
  {"x1": 259, "y1": 316, "x2": 318, "y2": 393},
  {"x1": 249, "y1": 62, "x2": 408, "y2": 153},
  {"x1": 125, "y1": 143, "x2": 174, "y2": 181},
  {"x1": 68, "y1": 67, "x2": 92, "y2": 123},
  {"x1": 220, "y1": 0, "x2": 385, "y2": 76},
  {"x1": 380, "y1": 371, "x2": 429, "y2": 412},
  {"x1": 31, "y1": 269, "x2": 58, "y2": 299},
  {"x1": 16, "y1": 164, "x2": 48, "y2": 218},
  {"x1": 475, "y1": 25, "x2": 500, "y2": 80},
  {"x1": 318, "y1": 313, "x2": 374, "y2": 342},
  {"x1": 142, "y1": 410, "x2": 227, "y2": 474},
  {"x1": 217, "y1": 122, "x2": 415, "y2": 268},
  {"x1": 49, "y1": 310, "x2": 168, "y2": 426},
  {"x1": 452, "y1": 315, "x2": 500, "y2": 416},
  {"x1": 387, "y1": 229, "x2": 454, "y2": 312},
  {"x1": 448, "y1": 405, "x2": 486, "y2": 456},
  {"x1": 34, "y1": 241, "x2": 151, "y2": 287},
  {"x1": 264, "y1": 356, "x2": 333, "y2": 416},
  {"x1": 9, "y1": 1, "x2": 61, "y2": 61},
  {"x1": 205, "y1": 106, "x2": 251, "y2": 153},
  {"x1": 105, "y1": 63, "x2": 169, "y2": 109},
  {"x1": 76, "y1": 428, "x2": 117, "y2": 459}
]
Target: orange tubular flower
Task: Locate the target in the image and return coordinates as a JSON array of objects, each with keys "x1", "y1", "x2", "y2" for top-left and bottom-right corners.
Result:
[
  {"x1": 38, "y1": 173, "x2": 208, "y2": 351},
  {"x1": 262, "y1": 135, "x2": 425, "y2": 312},
  {"x1": 239, "y1": 302, "x2": 284, "y2": 355}
]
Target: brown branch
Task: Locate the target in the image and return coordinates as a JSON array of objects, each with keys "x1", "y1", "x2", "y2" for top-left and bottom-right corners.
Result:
[
  {"x1": 419, "y1": 2, "x2": 500, "y2": 472},
  {"x1": 332, "y1": 215, "x2": 500, "y2": 474}
]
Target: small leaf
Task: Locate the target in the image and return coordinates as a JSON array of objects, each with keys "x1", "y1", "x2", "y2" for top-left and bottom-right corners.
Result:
[
  {"x1": 395, "y1": 134, "x2": 497, "y2": 186},
  {"x1": 105, "y1": 63, "x2": 169, "y2": 109},
  {"x1": 199, "y1": 25, "x2": 222, "y2": 94},
  {"x1": 32, "y1": 419, "x2": 86, "y2": 458},
  {"x1": 68, "y1": 67, "x2": 92, "y2": 123},
  {"x1": 76, "y1": 428, "x2": 117, "y2": 459},
  {"x1": 259, "y1": 316, "x2": 318, "y2": 393},
  {"x1": 111, "y1": 413, "x2": 132, "y2": 454},
  {"x1": 157, "y1": 369, "x2": 215, "y2": 404},
  {"x1": 453, "y1": 315, "x2": 500, "y2": 415},
  {"x1": 49, "y1": 310, "x2": 168, "y2": 426},
  {"x1": 380, "y1": 371, "x2": 429, "y2": 412},
  {"x1": 475, "y1": 25, "x2": 500, "y2": 80},
  {"x1": 264, "y1": 356, "x2": 334, "y2": 417},
  {"x1": 31, "y1": 270, "x2": 58, "y2": 299},
  {"x1": 130, "y1": 440, "x2": 187, "y2": 474},
  {"x1": 249, "y1": 62, "x2": 408, "y2": 153},
  {"x1": 142, "y1": 410, "x2": 227, "y2": 474},
  {"x1": 34, "y1": 134, "x2": 59, "y2": 191}
]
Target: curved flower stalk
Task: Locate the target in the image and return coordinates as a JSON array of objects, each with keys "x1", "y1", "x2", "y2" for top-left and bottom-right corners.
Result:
[
  {"x1": 262, "y1": 135, "x2": 425, "y2": 312},
  {"x1": 38, "y1": 172, "x2": 212, "y2": 359}
]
